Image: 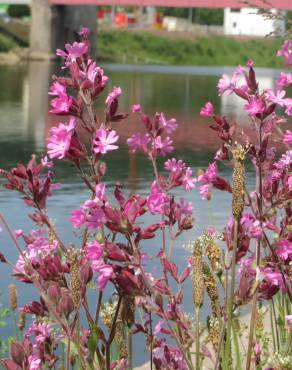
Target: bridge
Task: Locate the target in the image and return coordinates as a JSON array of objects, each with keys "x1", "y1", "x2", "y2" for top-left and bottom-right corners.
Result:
[
  {"x1": 2, "y1": 0, "x2": 291, "y2": 58},
  {"x1": 1, "y1": 0, "x2": 291, "y2": 8}
]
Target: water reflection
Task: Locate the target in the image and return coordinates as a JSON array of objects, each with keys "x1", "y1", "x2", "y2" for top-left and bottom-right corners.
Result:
[{"x1": 0, "y1": 62, "x2": 282, "y2": 365}]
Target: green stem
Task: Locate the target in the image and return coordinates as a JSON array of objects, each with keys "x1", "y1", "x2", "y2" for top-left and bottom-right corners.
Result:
[
  {"x1": 225, "y1": 217, "x2": 239, "y2": 364},
  {"x1": 128, "y1": 328, "x2": 133, "y2": 370},
  {"x1": 195, "y1": 305, "x2": 201, "y2": 370},
  {"x1": 269, "y1": 301, "x2": 276, "y2": 352},
  {"x1": 246, "y1": 291, "x2": 258, "y2": 370},
  {"x1": 232, "y1": 320, "x2": 242, "y2": 370}
]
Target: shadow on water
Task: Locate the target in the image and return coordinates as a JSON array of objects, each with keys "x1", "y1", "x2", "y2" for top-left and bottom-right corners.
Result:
[{"x1": 0, "y1": 62, "x2": 280, "y2": 365}]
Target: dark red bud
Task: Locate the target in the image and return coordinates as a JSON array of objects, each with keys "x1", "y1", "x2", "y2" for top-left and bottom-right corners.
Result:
[
  {"x1": 47, "y1": 284, "x2": 61, "y2": 304},
  {"x1": 80, "y1": 263, "x2": 93, "y2": 284},
  {"x1": 10, "y1": 341, "x2": 25, "y2": 366},
  {"x1": 59, "y1": 293, "x2": 74, "y2": 319}
]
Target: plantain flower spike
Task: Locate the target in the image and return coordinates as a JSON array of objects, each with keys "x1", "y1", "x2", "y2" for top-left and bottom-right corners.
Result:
[{"x1": 232, "y1": 144, "x2": 246, "y2": 219}]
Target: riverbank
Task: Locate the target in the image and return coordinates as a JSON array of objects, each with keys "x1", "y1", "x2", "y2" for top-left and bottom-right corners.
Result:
[
  {"x1": 98, "y1": 29, "x2": 284, "y2": 67},
  {"x1": 0, "y1": 28, "x2": 285, "y2": 68}
]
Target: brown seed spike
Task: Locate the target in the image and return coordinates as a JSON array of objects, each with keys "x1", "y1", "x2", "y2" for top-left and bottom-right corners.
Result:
[
  {"x1": 232, "y1": 144, "x2": 246, "y2": 219},
  {"x1": 192, "y1": 240, "x2": 205, "y2": 307},
  {"x1": 8, "y1": 284, "x2": 17, "y2": 311},
  {"x1": 120, "y1": 295, "x2": 135, "y2": 327},
  {"x1": 203, "y1": 262, "x2": 221, "y2": 318},
  {"x1": 18, "y1": 311, "x2": 26, "y2": 330},
  {"x1": 70, "y1": 252, "x2": 81, "y2": 309}
]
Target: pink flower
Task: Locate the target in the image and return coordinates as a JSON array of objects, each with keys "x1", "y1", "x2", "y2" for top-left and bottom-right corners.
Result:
[
  {"x1": 70, "y1": 209, "x2": 86, "y2": 228},
  {"x1": 182, "y1": 167, "x2": 196, "y2": 190},
  {"x1": 179, "y1": 197, "x2": 193, "y2": 216},
  {"x1": 14, "y1": 229, "x2": 23, "y2": 238},
  {"x1": 86, "y1": 241, "x2": 103, "y2": 260},
  {"x1": 154, "y1": 136, "x2": 174, "y2": 156},
  {"x1": 92, "y1": 263, "x2": 113, "y2": 290},
  {"x1": 147, "y1": 181, "x2": 169, "y2": 215},
  {"x1": 246, "y1": 59, "x2": 254, "y2": 68},
  {"x1": 86, "y1": 207, "x2": 106, "y2": 229},
  {"x1": 41, "y1": 155, "x2": 54, "y2": 168},
  {"x1": 106, "y1": 86, "x2": 122, "y2": 106},
  {"x1": 284, "y1": 97, "x2": 292, "y2": 116},
  {"x1": 198, "y1": 162, "x2": 217, "y2": 184},
  {"x1": 164, "y1": 158, "x2": 185, "y2": 172},
  {"x1": 49, "y1": 81, "x2": 66, "y2": 96},
  {"x1": 276, "y1": 239, "x2": 292, "y2": 261},
  {"x1": 49, "y1": 81, "x2": 74, "y2": 114},
  {"x1": 275, "y1": 150, "x2": 292, "y2": 170},
  {"x1": 93, "y1": 128, "x2": 119, "y2": 154},
  {"x1": 158, "y1": 113, "x2": 178, "y2": 134},
  {"x1": 276, "y1": 72, "x2": 292, "y2": 89},
  {"x1": 277, "y1": 40, "x2": 292, "y2": 66},
  {"x1": 127, "y1": 133, "x2": 151, "y2": 153},
  {"x1": 217, "y1": 74, "x2": 238, "y2": 96},
  {"x1": 95, "y1": 183, "x2": 106, "y2": 204},
  {"x1": 199, "y1": 184, "x2": 210, "y2": 200},
  {"x1": 26, "y1": 321, "x2": 53, "y2": 344},
  {"x1": 285, "y1": 314, "x2": 292, "y2": 327},
  {"x1": 262, "y1": 267, "x2": 285, "y2": 292},
  {"x1": 254, "y1": 342, "x2": 261, "y2": 356},
  {"x1": 287, "y1": 175, "x2": 292, "y2": 190},
  {"x1": 265, "y1": 89, "x2": 286, "y2": 107},
  {"x1": 244, "y1": 97, "x2": 265, "y2": 117},
  {"x1": 65, "y1": 41, "x2": 88, "y2": 59},
  {"x1": 79, "y1": 27, "x2": 90, "y2": 38},
  {"x1": 28, "y1": 355, "x2": 42, "y2": 370},
  {"x1": 47, "y1": 118, "x2": 76, "y2": 159},
  {"x1": 200, "y1": 102, "x2": 214, "y2": 117},
  {"x1": 50, "y1": 93, "x2": 73, "y2": 114},
  {"x1": 240, "y1": 213, "x2": 262, "y2": 239},
  {"x1": 132, "y1": 104, "x2": 141, "y2": 113},
  {"x1": 283, "y1": 130, "x2": 292, "y2": 145}
]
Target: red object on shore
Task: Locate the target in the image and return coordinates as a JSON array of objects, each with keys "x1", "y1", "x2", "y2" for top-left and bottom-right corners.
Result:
[
  {"x1": 115, "y1": 12, "x2": 128, "y2": 28},
  {"x1": 50, "y1": 0, "x2": 292, "y2": 10}
]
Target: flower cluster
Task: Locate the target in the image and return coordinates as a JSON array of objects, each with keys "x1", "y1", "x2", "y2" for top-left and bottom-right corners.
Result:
[{"x1": 0, "y1": 30, "x2": 292, "y2": 370}]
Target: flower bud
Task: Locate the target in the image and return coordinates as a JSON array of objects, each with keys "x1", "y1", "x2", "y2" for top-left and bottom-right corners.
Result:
[
  {"x1": 97, "y1": 161, "x2": 107, "y2": 177},
  {"x1": 10, "y1": 341, "x2": 25, "y2": 366},
  {"x1": 80, "y1": 263, "x2": 93, "y2": 285},
  {"x1": 59, "y1": 292, "x2": 74, "y2": 319},
  {"x1": 47, "y1": 284, "x2": 61, "y2": 304}
]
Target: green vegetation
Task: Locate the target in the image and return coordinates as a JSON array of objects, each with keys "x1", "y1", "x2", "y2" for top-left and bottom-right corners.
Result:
[
  {"x1": 98, "y1": 29, "x2": 284, "y2": 67},
  {"x1": 7, "y1": 4, "x2": 30, "y2": 18},
  {"x1": 0, "y1": 34, "x2": 16, "y2": 52},
  {"x1": 157, "y1": 7, "x2": 224, "y2": 25}
]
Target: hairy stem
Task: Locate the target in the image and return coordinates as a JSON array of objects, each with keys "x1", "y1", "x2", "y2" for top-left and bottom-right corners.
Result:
[
  {"x1": 225, "y1": 217, "x2": 239, "y2": 363},
  {"x1": 195, "y1": 305, "x2": 201, "y2": 370}
]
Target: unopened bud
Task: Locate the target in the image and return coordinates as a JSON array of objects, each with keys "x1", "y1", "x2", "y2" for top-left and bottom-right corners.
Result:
[
  {"x1": 47, "y1": 284, "x2": 61, "y2": 304},
  {"x1": 80, "y1": 263, "x2": 93, "y2": 285},
  {"x1": 97, "y1": 161, "x2": 107, "y2": 177},
  {"x1": 10, "y1": 341, "x2": 25, "y2": 365},
  {"x1": 59, "y1": 293, "x2": 74, "y2": 319}
]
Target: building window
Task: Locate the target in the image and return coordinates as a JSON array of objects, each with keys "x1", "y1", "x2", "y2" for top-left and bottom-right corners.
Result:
[{"x1": 230, "y1": 8, "x2": 240, "y2": 12}]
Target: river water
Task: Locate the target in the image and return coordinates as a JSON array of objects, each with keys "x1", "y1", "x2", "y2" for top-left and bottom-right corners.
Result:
[{"x1": 0, "y1": 62, "x2": 282, "y2": 365}]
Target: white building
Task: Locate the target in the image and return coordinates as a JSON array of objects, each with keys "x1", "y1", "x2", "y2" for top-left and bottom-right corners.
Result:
[{"x1": 224, "y1": 8, "x2": 285, "y2": 37}]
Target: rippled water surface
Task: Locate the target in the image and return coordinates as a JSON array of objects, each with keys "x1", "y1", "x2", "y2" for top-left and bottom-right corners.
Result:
[{"x1": 0, "y1": 62, "x2": 281, "y2": 365}]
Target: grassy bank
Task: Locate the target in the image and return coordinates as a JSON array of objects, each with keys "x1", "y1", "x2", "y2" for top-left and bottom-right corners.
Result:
[
  {"x1": 0, "y1": 34, "x2": 15, "y2": 52},
  {"x1": 98, "y1": 29, "x2": 284, "y2": 68}
]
